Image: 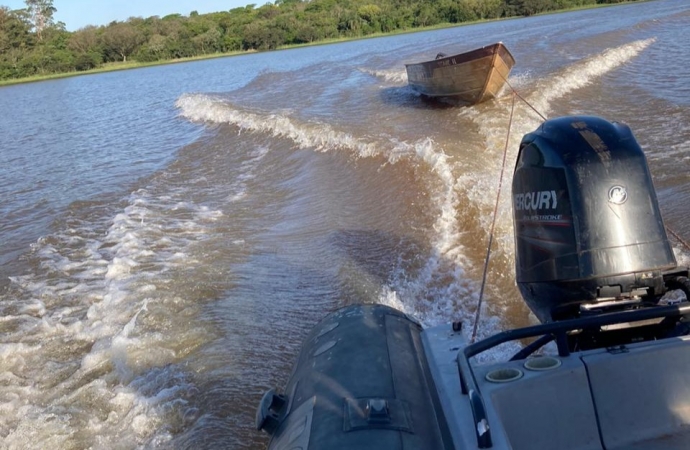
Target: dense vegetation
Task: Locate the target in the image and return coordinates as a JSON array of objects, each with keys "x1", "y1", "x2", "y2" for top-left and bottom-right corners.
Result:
[{"x1": 1, "y1": 0, "x2": 637, "y2": 82}]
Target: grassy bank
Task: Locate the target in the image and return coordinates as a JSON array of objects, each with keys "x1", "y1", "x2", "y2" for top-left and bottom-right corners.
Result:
[
  {"x1": 0, "y1": 51, "x2": 250, "y2": 86},
  {"x1": 0, "y1": 1, "x2": 636, "y2": 88}
]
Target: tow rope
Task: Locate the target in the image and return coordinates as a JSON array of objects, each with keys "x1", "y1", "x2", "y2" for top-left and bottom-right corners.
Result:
[{"x1": 470, "y1": 91, "x2": 517, "y2": 343}]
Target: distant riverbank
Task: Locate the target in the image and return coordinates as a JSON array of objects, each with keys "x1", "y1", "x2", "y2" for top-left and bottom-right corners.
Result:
[{"x1": 0, "y1": 1, "x2": 638, "y2": 87}]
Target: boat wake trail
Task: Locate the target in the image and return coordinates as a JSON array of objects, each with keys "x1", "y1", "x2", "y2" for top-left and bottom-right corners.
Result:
[
  {"x1": 530, "y1": 37, "x2": 656, "y2": 116},
  {"x1": 176, "y1": 94, "x2": 481, "y2": 329},
  {"x1": 2, "y1": 184, "x2": 224, "y2": 448},
  {"x1": 176, "y1": 94, "x2": 381, "y2": 157},
  {"x1": 358, "y1": 67, "x2": 408, "y2": 84}
]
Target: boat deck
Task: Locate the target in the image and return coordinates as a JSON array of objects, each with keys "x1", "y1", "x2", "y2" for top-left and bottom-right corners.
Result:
[{"x1": 423, "y1": 308, "x2": 690, "y2": 449}]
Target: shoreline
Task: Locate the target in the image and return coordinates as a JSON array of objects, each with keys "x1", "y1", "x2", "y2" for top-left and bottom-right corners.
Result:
[{"x1": 0, "y1": 2, "x2": 639, "y2": 87}]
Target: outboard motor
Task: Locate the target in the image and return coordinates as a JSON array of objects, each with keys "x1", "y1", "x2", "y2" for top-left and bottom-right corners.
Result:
[{"x1": 512, "y1": 116, "x2": 681, "y2": 323}]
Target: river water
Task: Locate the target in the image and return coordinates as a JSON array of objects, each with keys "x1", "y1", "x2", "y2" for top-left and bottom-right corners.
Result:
[{"x1": 1, "y1": 0, "x2": 690, "y2": 448}]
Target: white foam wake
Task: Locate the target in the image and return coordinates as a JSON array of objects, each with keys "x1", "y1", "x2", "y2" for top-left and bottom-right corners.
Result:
[
  {"x1": 176, "y1": 94, "x2": 382, "y2": 158},
  {"x1": 380, "y1": 138, "x2": 478, "y2": 328},
  {"x1": 2, "y1": 185, "x2": 224, "y2": 448},
  {"x1": 531, "y1": 38, "x2": 656, "y2": 117},
  {"x1": 177, "y1": 94, "x2": 480, "y2": 328},
  {"x1": 358, "y1": 67, "x2": 409, "y2": 84}
]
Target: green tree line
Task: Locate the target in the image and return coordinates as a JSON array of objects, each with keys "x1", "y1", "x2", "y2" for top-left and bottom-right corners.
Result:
[{"x1": 0, "y1": 0, "x2": 636, "y2": 81}]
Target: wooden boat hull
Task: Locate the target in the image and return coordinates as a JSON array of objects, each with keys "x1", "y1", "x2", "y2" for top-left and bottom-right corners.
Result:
[{"x1": 405, "y1": 42, "x2": 515, "y2": 105}]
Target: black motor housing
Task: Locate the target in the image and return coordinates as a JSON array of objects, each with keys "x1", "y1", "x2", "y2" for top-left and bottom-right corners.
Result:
[{"x1": 512, "y1": 116, "x2": 677, "y2": 322}]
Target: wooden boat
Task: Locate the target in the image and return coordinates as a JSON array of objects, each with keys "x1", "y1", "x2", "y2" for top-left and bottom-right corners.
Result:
[{"x1": 405, "y1": 42, "x2": 515, "y2": 105}]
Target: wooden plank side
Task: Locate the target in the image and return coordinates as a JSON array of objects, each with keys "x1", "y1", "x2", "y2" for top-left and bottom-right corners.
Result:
[{"x1": 405, "y1": 42, "x2": 515, "y2": 104}]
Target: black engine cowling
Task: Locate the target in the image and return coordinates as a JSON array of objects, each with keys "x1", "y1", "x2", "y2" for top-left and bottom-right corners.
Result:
[{"x1": 512, "y1": 116, "x2": 678, "y2": 322}]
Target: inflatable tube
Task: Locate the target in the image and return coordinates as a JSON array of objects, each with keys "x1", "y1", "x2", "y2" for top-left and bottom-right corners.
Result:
[{"x1": 258, "y1": 304, "x2": 453, "y2": 450}]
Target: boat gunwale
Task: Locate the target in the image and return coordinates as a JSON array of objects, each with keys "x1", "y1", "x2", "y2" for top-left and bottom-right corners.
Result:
[{"x1": 404, "y1": 42, "x2": 515, "y2": 70}]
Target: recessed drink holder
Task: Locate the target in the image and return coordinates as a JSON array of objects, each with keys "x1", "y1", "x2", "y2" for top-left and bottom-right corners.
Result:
[
  {"x1": 524, "y1": 356, "x2": 561, "y2": 371},
  {"x1": 485, "y1": 368, "x2": 523, "y2": 383}
]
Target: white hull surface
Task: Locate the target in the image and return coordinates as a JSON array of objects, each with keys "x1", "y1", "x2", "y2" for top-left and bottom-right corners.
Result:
[{"x1": 425, "y1": 304, "x2": 690, "y2": 449}]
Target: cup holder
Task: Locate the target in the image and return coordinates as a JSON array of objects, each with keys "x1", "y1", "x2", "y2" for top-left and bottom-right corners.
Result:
[
  {"x1": 485, "y1": 368, "x2": 523, "y2": 383},
  {"x1": 524, "y1": 356, "x2": 561, "y2": 371}
]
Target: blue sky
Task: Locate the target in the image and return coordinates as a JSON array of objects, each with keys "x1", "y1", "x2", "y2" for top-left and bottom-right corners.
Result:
[{"x1": 2, "y1": 0, "x2": 260, "y2": 31}]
